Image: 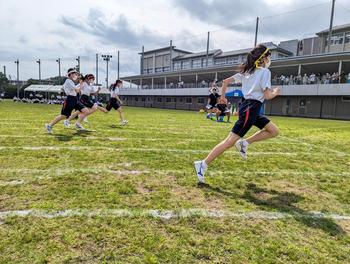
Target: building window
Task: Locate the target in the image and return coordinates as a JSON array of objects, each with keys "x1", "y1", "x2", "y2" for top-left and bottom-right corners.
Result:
[
  {"x1": 192, "y1": 58, "x2": 202, "y2": 68},
  {"x1": 157, "y1": 97, "x2": 162, "y2": 103},
  {"x1": 198, "y1": 98, "x2": 205, "y2": 104},
  {"x1": 328, "y1": 33, "x2": 344, "y2": 46},
  {"x1": 135, "y1": 97, "x2": 139, "y2": 102},
  {"x1": 342, "y1": 96, "x2": 350, "y2": 102},
  {"x1": 173, "y1": 62, "x2": 181, "y2": 71},
  {"x1": 186, "y1": 97, "x2": 192, "y2": 104},
  {"x1": 181, "y1": 60, "x2": 190, "y2": 70},
  {"x1": 345, "y1": 32, "x2": 350, "y2": 44},
  {"x1": 166, "y1": 97, "x2": 171, "y2": 103},
  {"x1": 141, "y1": 97, "x2": 146, "y2": 102},
  {"x1": 227, "y1": 57, "x2": 239, "y2": 64},
  {"x1": 214, "y1": 58, "x2": 226, "y2": 65}
]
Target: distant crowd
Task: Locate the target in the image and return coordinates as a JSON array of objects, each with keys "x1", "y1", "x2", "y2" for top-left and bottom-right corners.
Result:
[{"x1": 272, "y1": 72, "x2": 350, "y2": 85}]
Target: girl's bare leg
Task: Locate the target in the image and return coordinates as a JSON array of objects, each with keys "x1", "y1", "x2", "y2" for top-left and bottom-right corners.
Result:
[
  {"x1": 204, "y1": 132, "x2": 241, "y2": 165},
  {"x1": 49, "y1": 115, "x2": 66, "y2": 126},
  {"x1": 245, "y1": 122, "x2": 279, "y2": 145}
]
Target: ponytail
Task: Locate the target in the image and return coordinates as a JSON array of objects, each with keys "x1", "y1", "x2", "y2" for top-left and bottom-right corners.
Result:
[{"x1": 238, "y1": 44, "x2": 271, "y2": 74}]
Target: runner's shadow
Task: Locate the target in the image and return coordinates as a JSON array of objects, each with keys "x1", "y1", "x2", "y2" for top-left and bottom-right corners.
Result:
[
  {"x1": 108, "y1": 124, "x2": 123, "y2": 129},
  {"x1": 53, "y1": 134, "x2": 74, "y2": 142},
  {"x1": 243, "y1": 183, "x2": 345, "y2": 236},
  {"x1": 72, "y1": 130, "x2": 93, "y2": 136},
  {"x1": 199, "y1": 182, "x2": 345, "y2": 236}
]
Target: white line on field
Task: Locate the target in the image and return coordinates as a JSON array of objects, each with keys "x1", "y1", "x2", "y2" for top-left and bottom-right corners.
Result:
[
  {"x1": 0, "y1": 209, "x2": 349, "y2": 221},
  {"x1": 2, "y1": 168, "x2": 349, "y2": 180},
  {"x1": 0, "y1": 134, "x2": 309, "y2": 145},
  {"x1": 0, "y1": 146, "x2": 298, "y2": 155},
  {"x1": 281, "y1": 136, "x2": 349, "y2": 157},
  {"x1": 0, "y1": 180, "x2": 25, "y2": 186}
]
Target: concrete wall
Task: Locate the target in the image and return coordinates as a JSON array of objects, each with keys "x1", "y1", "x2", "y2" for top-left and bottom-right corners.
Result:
[{"x1": 121, "y1": 94, "x2": 350, "y2": 120}]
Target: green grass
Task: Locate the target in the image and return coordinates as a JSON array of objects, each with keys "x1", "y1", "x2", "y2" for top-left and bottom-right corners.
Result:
[{"x1": 0, "y1": 100, "x2": 350, "y2": 263}]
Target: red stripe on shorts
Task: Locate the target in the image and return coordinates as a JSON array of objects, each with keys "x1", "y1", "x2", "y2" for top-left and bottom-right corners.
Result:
[{"x1": 243, "y1": 107, "x2": 250, "y2": 127}]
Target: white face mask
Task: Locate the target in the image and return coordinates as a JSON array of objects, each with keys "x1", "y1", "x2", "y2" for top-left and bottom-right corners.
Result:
[{"x1": 264, "y1": 58, "x2": 271, "y2": 68}]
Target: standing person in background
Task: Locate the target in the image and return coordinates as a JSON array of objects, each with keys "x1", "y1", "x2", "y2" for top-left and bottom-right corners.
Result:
[
  {"x1": 106, "y1": 79, "x2": 128, "y2": 126},
  {"x1": 194, "y1": 44, "x2": 280, "y2": 183},
  {"x1": 206, "y1": 84, "x2": 220, "y2": 120},
  {"x1": 45, "y1": 68, "x2": 89, "y2": 134}
]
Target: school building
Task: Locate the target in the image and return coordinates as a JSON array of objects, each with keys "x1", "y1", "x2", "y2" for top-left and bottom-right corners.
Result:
[{"x1": 119, "y1": 23, "x2": 350, "y2": 120}]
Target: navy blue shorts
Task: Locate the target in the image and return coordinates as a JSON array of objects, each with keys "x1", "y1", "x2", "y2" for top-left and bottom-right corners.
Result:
[
  {"x1": 232, "y1": 99, "x2": 270, "y2": 137},
  {"x1": 80, "y1": 94, "x2": 95, "y2": 108},
  {"x1": 106, "y1": 98, "x2": 121, "y2": 111},
  {"x1": 61, "y1": 95, "x2": 86, "y2": 118}
]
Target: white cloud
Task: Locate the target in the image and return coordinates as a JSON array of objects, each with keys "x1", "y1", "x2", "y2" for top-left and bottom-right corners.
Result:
[{"x1": 0, "y1": 0, "x2": 349, "y2": 82}]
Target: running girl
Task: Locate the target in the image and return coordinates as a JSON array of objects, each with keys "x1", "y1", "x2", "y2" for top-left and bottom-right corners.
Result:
[
  {"x1": 106, "y1": 79, "x2": 128, "y2": 126},
  {"x1": 64, "y1": 74, "x2": 107, "y2": 127},
  {"x1": 194, "y1": 44, "x2": 280, "y2": 183},
  {"x1": 45, "y1": 68, "x2": 89, "y2": 133}
]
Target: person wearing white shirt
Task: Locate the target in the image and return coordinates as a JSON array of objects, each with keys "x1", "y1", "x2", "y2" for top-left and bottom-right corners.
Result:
[
  {"x1": 64, "y1": 74, "x2": 108, "y2": 127},
  {"x1": 45, "y1": 68, "x2": 89, "y2": 134},
  {"x1": 194, "y1": 44, "x2": 280, "y2": 183},
  {"x1": 106, "y1": 79, "x2": 128, "y2": 126}
]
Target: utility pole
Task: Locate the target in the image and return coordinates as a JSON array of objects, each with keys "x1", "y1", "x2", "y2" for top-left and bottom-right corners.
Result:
[
  {"x1": 3, "y1": 66, "x2": 6, "y2": 77},
  {"x1": 206, "y1": 31, "x2": 210, "y2": 67},
  {"x1": 117, "y1": 50, "x2": 120, "y2": 79},
  {"x1": 96, "y1": 53, "x2": 99, "y2": 85},
  {"x1": 101, "y1": 54, "x2": 112, "y2": 89},
  {"x1": 76, "y1": 56, "x2": 80, "y2": 72},
  {"x1": 56, "y1": 58, "x2": 61, "y2": 84},
  {"x1": 14, "y1": 59, "x2": 19, "y2": 98},
  {"x1": 141, "y1": 46, "x2": 144, "y2": 74},
  {"x1": 36, "y1": 59, "x2": 41, "y2": 83},
  {"x1": 254, "y1": 17, "x2": 259, "y2": 47},
  {"x1": 327, "y1": 0, "x2": 336, "y2": 53},
  {"x1": 169, "y1": 40, "x2": 173, "y2": 71}
]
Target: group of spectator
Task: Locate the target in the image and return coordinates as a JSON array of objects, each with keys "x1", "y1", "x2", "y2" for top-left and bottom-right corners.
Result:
[
  {"x1": 13, "y1": 96, "x2": 65, "y2": 105},
  {"x1": 272, "y1": 72, "x2": 350, "y2": 85}
]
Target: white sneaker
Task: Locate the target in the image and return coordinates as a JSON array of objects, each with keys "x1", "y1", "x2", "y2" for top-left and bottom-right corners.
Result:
[
  {"x1": 83, "y1": 117, "x2": 88, "y2": 123},
  {"x1": 63, "y1": 120, "x2": 70, "y2": 127},
  {"x1": 75, "y1": 123, "x2": 85, "y2": 130},
  {"x1": 45, "y1": 124, "x2": 53, "y2": 134},
  {"x1": 194, "y1": 161, "x2": 207, "y2": 183},
  {"x1": 121, "y1": 120, "x2": 128, "y2": 126},
  {"x1": 235, "y1": 139, "x2": 248, "y2": 160}
]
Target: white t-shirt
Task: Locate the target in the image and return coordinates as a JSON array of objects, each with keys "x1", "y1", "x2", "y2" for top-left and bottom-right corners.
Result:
[
  {"x1": 110, "y1": 87, "x2": 120, "y2": 98},
  {"x1": 81, "y1": 82, "x2": 94, "y2": 96},
  {"x1": 63, "y1": 79, "x2": 78, "y2": 96},
  {"x1": 232, "y1": 68, "x2": 271, "y2": 102}
]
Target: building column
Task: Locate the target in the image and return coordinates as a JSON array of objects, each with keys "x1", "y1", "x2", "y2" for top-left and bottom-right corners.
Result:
[
  {"x1": 342, "y1": 32, "x2": 346, "y2": 52},
  {"x1": 140, "y1": 78, "x2": 143, "y2": 90},
  {"x1": 151, "y1": 78, "x2": 154, "y2": 89},
  {"x1": 195, "y1": 74, "x2": 198, "y2": 86},
  {"x1": 129, "y1": 80, "x2": 132, "y2": 89},
  {"x1": 153, "y1": 54, "x2": 156, "y2": 74},
  {"x1": 215, "y1": 72, "x2": 218, "y2": 82},
  {"x1": 338, "y1": 61, "x2": 343, "y2": 83},
  {"x1": 164, "y1": 76, "x2": 167, "y2": 89},
  {"x1": 298, "y1": 64, "x2": 302, "y2": 75}
]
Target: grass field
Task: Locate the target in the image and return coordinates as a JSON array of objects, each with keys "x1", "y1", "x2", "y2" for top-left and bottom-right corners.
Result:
[{"x1": 0, "y1": 100, "x2": 350, "y2": 263}]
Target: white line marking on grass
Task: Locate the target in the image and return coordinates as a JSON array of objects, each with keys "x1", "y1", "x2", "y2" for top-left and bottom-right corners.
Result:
[
  {"x1": 2, "y1": 168, "x2": 350, "y2": 181},
  {"x1": 0, "y1": 180, "x2": 25, "y2": 186},
  {"x1": 281, "y1": 136, "x2": 349, "y2": 157},
  {"x1": 0, "y1": 209, "x2": 349, "y2": 221},
  {"x1": 0, "y1": 146, "x2": 299, "y2": 156},
  {"x1": 0, "y1": 134, "x2": 307, "y2": 145}
]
